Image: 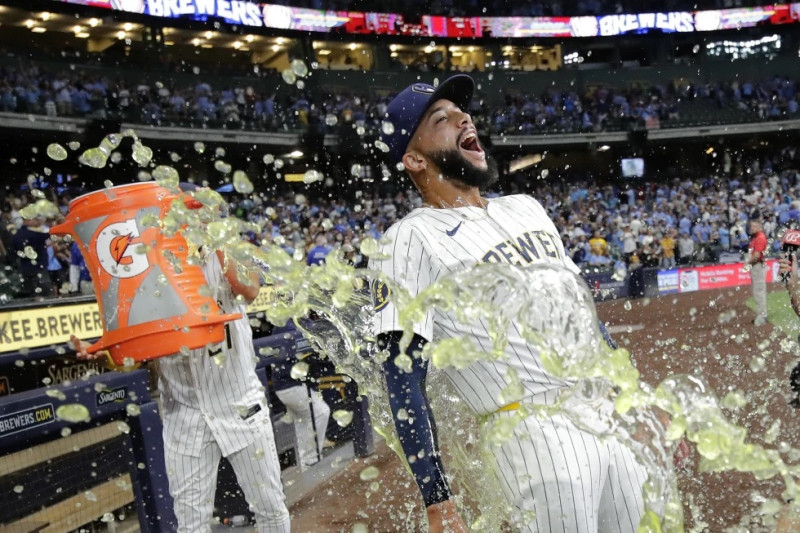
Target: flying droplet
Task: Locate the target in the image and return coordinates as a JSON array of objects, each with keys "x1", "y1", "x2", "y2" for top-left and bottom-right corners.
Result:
[
  {"x1": 350, "y1": 164, "x2": 363, "y2": 177},
  {"x1": 132, "y1": 141, "x2": 153, "y2": 167},
  {"x1": 374, "y1": 140, "x2": 390, "y2": 153},
  {"x1": 333, "y1": 410, "x2": 353, "y2": 427},
  {"x1": 233, "y1": 170, "x2": 254, "y2": 193},
  {"x1": 194, "y1": 142, "x2": 206, "y2": 154},
  {"x1": 46, "y1": 389, "x2": 66, "y2": 401},
  {"x1": 359, "y1": 466, "x2": 380, "y2": 481},
  {"x1": 263, "y1": 153, "x2": 274, "y2": 165},
  {"x1": 46, "y1": 143, "x2": 68, "y2": 161},
  {"x1": 325, "y1": 115, "x2": 338, "y2": 126},
  {"x1": 290, "y1": 361, "x2": 309, "y2": 380},
  {"x1": 281, "y1": 69, "x2": 297, "y2": 85},
  {"x1": 296, "y1": 80, "x2": 305, "y2": 90},
  {"x1": 291, "y1": 59, "x2": 309, "y2": 77},
  {"x1": 13, "y1": 485, "x2": 23, "y2": 494},
  {"x1": 78, "y1": 148, "x2": 108, "y2": 168},
  {"x1": 109, "y1": 151, "x2": 122, "y2": 164},
  {"x1": 214, "y1": 160, "x2": 232, "y2": 174},
  {"x1": 303, "y1": 170, "x2": 321, "y2": 184},
  {"x1": 56, "y1": 404, "x2": 90, "y2": 423},
  {"x1": 125, "y1": 404, "x2": 141, "y2": 416},
  {"x1": 153, "y1": 166, "x2": 179, "y2": 189},
  {"x1": 67, "y1": 141, "x2": 81, "y2": 151},
  {"x1": 273, "y1": 159, "x2": 284, "y2": 169},
  {"x1": 381, "y1": 121, "x2": 395, "y2": 135}
]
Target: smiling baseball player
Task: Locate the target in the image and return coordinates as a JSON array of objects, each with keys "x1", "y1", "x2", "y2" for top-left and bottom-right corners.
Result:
[{"x1": 370, "y1": 74, "x2": 649, "y2": 532}]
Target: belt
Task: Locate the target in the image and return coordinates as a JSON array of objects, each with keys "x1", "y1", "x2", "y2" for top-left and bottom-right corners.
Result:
[{"x1": 497, "y1": 402, "x2": 521, "y2": 412}]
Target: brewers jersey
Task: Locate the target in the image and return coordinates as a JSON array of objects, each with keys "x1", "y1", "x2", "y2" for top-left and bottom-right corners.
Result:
[{"x1": 371, "y1": 194, "x2": 579, "y2": 414}]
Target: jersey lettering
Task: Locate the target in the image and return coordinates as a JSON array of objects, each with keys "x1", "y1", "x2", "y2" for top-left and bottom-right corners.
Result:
[{"x1": 480, "y1": 230, "x2": 562, "y2": 266}]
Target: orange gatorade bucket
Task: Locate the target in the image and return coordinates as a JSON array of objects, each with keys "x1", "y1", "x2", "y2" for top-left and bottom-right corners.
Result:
[{"x1": 50, "y1": 182, "x2": 241, "y2": 365}]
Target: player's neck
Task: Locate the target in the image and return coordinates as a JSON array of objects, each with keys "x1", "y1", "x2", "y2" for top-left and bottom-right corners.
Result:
[{"x1": 418, "y1": 180, "x2": 487, "y2": 209}]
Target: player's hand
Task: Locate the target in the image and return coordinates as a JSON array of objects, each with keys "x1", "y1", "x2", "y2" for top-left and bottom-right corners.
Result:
[
  {"x1": 426, "y1": 500, "x2": 468, "y2": 533},
  {"x1": 70, "y1": 335, "x2": 100, "y2": 360}
]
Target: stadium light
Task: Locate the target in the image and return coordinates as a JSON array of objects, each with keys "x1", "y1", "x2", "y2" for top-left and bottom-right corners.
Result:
[
  {"x1": 39, "y1": 12, "x2": 51, "y2": 20},
  {"x1": 205, "y1": 31, "x2": 213, "y2": 39},
  {"x1": 88, "y1": 18, "x2": 100, "y2": 27},
  {"x1": 123, "y1": 23, "x2": 133, "y2": 31},
  {"x1": 31, "y1": 27, "x2": 46, "y2": 33},
  {"x1": 24, "y1": 19, "x2": 34, "y2": 28},
  {"x1": 245, "y1": 34, "x2": 255, "y2": 42}
]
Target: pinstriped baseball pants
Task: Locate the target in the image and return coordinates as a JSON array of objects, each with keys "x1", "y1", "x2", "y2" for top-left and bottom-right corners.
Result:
[
  {"x1": 165, "y1": 421, "x2": 290, "y2": 533},
  {"x1": 487, "y1": 411, "x2": 647, "y2": 533}
]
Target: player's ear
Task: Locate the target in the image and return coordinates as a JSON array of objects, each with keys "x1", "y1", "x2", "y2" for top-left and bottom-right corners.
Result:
[{"x1": 402, "y1": 150, "x2": 426, "y2": 174}]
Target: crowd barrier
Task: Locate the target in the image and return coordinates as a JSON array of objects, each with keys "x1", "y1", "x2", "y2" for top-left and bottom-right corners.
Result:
[{"x1": 584, "y1": 259, "x2": 780, "y2": 301}]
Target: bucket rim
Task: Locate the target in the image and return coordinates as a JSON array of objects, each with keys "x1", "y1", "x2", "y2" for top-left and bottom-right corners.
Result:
[{"x1": 69, "y1": 182, "x2": 166, "y2": 208}]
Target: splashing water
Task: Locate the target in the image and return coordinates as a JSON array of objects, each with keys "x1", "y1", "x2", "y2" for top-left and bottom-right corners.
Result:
[
  {"x1": 281, "y1": 69, "x2": 297, "y2": 85},
  {"x1": 46, "y1": 143, "x2": 68, "y2": 161},
  {"x1": 291, "y1": 59, "x2": 309, "y2": 77},
  {"x1": 233, "y1": 170, "x2": 254, "y2": 193}
]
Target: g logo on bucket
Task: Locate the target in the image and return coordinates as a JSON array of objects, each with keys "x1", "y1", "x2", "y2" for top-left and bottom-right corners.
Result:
[{"x1": 96, "y1": 219, "x2": 150, "y2": 278}]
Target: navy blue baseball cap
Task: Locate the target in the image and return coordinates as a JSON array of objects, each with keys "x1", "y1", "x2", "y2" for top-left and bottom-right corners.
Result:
[{"x1": 381, "y1": 74, "x2": 475, "y2": 166}]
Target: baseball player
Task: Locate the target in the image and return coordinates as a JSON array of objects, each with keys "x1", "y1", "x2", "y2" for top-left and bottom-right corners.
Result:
[
  {"x1": 73, "y1": 186, "x2": 290, "y2": 533},
  {"x1": 371, "y1": 74, "x2": 649, "y2": 532}
]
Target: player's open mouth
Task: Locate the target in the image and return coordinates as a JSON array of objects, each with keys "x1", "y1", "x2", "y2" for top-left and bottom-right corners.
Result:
[{"x1": 458, "y1": 130, "x2": 485, "y2": 159}]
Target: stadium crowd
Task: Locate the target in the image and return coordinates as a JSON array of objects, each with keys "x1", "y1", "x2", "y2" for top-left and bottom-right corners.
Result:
[
  {"x1": 1, "y1": 146, "x2": 799, "y2": 301},
  {"x1": 1, "y1": 64, "x2": 798, "y2": 136}
]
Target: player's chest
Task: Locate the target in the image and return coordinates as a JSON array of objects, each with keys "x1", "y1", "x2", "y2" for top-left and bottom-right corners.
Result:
[{"x1": 428, "y1": 218, "x2": 564, "y2": 271}]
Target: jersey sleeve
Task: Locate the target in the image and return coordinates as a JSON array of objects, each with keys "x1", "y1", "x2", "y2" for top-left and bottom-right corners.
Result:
[{"x1": 369, "y1": 220, "x2": 435, "y2": 342}]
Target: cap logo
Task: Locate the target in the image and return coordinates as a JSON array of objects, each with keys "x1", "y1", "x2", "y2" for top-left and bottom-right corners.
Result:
[{"x1": 411, "y1": 84, "x2": 435, "y2": 94}]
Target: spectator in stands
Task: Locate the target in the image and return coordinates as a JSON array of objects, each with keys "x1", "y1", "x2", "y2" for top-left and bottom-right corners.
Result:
[
  {"x1": 660, "y1": 229, "x2": 677, "y2": 270},
  {"x1": 307, "y1": 234, "x2": 331, "y2": 266},
  {"x1": 12, "y1": 215, "x2": 52, "y2": 299}
]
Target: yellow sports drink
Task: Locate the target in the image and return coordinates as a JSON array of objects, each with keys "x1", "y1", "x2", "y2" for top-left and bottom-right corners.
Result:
[{"x1": 50, "y1": 182, "x2": 240, "y2": 365}]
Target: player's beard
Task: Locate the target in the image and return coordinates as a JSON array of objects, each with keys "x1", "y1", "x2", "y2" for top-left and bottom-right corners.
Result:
[{"x1": 426, "y1": 147, "x2": 499, "y2": 190}]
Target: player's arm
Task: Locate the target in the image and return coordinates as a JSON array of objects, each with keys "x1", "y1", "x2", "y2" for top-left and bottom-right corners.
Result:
[
  {"x1": 216, "y1": 249, "x2": 260, "y2": 303},
  {"x1": 378, "y1": 330, "x2": 467, "y2": 532}
]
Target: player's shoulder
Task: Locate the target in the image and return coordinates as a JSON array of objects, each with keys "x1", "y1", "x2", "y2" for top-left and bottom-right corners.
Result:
[{"x1": 493, "y1": 194, "x2": 547, "y2": 213}]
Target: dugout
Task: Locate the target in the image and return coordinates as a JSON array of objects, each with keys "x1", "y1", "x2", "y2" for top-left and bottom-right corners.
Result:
[{"x1": 0, "y1": 290, "x2": 372, "y2": 532}]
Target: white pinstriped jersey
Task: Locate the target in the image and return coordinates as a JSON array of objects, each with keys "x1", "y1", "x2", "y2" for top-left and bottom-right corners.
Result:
[
  {"x1": 157, "y1": 252, "x2": 268, "y2": 457},
  {"x1": 371, "y1": 194, "x2": 582, "y2": 415}
]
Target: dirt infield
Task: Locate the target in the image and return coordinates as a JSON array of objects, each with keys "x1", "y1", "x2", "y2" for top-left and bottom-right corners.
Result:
[{"x1": 289, "y1": 284, "x2": 800, "y2": 532}]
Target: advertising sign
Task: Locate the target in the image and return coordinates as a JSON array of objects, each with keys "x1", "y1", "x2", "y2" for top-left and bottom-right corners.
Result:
[{"x1": 52, "y1": 0, "x2": 800, "y2": 38}]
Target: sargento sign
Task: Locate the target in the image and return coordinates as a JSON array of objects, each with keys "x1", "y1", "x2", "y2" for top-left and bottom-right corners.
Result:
[
  {"x1": 53, "y1": 0, "x2": 800, "y2": 37},
  {"x1": 0, "y1": 286, "x2": 276, "y2": 353}
]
